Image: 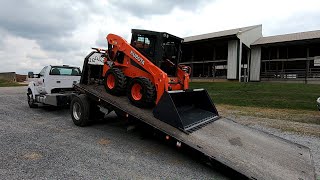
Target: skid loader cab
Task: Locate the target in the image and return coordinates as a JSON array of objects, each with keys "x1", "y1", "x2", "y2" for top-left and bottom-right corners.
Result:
[{"x1": 131, "y1": 29, "x2": 183, "y2": 76}]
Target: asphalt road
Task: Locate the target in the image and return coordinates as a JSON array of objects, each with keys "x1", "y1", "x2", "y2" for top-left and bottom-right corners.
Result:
[{"x1": 0, "y1": 87, "x2": 229, "y2": 180}]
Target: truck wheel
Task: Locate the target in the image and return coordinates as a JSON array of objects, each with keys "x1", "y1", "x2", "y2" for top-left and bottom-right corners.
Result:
[
  {"x1": 127, "y1": 77, "x2": 156, "y2": 108},
  {"x1": 104, "y1": 68, "x2": 127, "y2": 95},
  {"x1": 27, "y1": 89, "x2": 37, "y2": 108},
  {"x1": 70, "y1": 94, "x2": 91, "y2": 127}
]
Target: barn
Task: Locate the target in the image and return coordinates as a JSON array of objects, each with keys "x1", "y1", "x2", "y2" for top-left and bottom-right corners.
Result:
[
  {"x1": 250, "y1": 30, "x2": 320, "y2": 84},
  {"x1": 181, "y1": 25, "x2": 320, "y2": 84}
]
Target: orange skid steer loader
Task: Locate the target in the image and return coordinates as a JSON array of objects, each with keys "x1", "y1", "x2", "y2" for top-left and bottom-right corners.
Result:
[{"x1": 102, "y1": 29, "x2": 219, "y2": 132}]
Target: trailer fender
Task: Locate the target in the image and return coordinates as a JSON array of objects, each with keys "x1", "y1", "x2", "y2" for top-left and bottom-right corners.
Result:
[{"x1": 28, "y1": 81, "x2": 39, "y2": 99}]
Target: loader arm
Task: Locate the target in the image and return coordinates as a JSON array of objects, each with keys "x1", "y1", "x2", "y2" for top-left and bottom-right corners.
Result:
[{"x1": 105, "y1": 34, "x2": 169, "y2": 104}]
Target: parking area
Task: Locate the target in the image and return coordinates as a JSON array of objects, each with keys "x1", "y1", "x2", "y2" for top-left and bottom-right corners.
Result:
[
  {"x1": 0, "y1": 86, "x2": 319, "y2": 179},
  {"x1": 0, "y1": 87, "x2": 229, "y2": 179}
]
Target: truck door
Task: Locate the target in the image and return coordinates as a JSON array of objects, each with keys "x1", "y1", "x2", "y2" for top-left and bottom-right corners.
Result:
[{"x1": 37, "y1": 66, "x2": 48, "y2": 94}]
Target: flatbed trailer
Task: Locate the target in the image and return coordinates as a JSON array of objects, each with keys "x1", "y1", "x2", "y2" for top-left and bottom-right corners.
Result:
[{"x1": 73, "y1": 83, "x2": 316, "y2": 180}]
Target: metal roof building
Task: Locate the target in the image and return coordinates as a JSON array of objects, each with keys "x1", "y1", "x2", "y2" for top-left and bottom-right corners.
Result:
[
  {"x1": 250, "y1": 30, "x2": 320, "y2": 83},
  {"x1": 252, "y1": 30, "x2": 320, "y2": 45},
  {"x1": 181, "y1": 25, "x2": 320, "y2": 84},
  {"x1": 181, "y1": 25, "x2": 262, "y2": 81}
]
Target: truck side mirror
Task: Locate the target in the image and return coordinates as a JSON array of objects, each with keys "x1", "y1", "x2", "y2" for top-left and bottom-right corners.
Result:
[{"x1": 28, "y1": 72, "x2": 34, "y2": 78}]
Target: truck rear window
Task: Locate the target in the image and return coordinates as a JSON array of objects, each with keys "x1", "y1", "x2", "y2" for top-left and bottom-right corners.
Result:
[{"x1": 50, "y1": 66, "x2": 81, "y2": 76}]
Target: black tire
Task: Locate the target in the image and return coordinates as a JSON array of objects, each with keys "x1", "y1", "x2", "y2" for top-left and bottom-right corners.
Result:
[
  {"x1": 104, "y1": 68, "x2": 127, "y2": 95},
  {"x1": 27, "y1": 89, "x2": 37, "y2": 108},
  {"x1": 70, "y1": 94, "x2": 91, "y2": 127},
  {"x1": 127, "y1": 77, "x2": 156, "y2": 108}
]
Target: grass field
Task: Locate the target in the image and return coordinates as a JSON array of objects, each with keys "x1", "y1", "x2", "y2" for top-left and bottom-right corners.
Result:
[
  {"x1": 0, "y1": 79, "x2": 26, "y2": 87},
  {"x1": 190, "y1": 82, "x2": 320, "y2": 111}
]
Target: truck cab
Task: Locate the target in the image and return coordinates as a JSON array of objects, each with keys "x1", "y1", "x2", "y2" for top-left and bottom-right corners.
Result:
[{"x1": 27, "y1": 65, "x2": 81, "y2": 107}]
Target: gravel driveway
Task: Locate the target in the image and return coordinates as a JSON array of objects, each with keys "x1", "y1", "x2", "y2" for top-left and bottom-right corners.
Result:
[
  {"x1": 0, "y1": 86, "x2": 319, "y2": 179},
  {"x1": 0, "y1": 87, "x2": 228, "y2": 179}
]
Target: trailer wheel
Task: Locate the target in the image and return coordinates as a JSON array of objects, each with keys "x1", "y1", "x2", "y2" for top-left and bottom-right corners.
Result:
[
  {"x1": 104, "y1": 68, "x2": 127, "y2": 95},
  {"x1": 27, "y1": 89, "x2": 37, "y2": 108},
  {"x1": 70, "y1": 94, "x2": 91, "y2": 126},
  {"x1": 127, "y1": 77, "x2": 156, "y2": 108}
]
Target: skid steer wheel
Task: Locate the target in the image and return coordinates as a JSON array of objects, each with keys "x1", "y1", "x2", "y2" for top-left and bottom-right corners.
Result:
[
  {"x1": 70, "y1": 94, "x2": 91, "y2": 127},
  {"x1": 127, "y1": 77, "x2": 156, "y2": 108},
  {"x1": 27, "y1": 89, "x2": 37, "y2": 108},
  {"x1": 104, "y1": 68, "x2": 127, "y2": 95}
]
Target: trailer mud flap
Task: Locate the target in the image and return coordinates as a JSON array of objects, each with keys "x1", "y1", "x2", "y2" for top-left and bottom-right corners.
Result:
[{"x1": 153, "y1": 89, "x2": 219, "y2": 133}]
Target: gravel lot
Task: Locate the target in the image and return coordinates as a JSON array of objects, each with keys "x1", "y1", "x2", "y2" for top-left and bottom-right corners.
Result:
[
  {"x1": 0, "y1": 86, "x2": 319, "y2": 179},
  {"x1": 0, "y1": 87, "x2": 228, "y2": 180}
]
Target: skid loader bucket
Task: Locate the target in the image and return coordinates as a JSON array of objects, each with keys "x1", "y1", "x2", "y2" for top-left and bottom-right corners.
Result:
[{"x1": 153, "y1": 89, "x2": 219, "y2": 133}]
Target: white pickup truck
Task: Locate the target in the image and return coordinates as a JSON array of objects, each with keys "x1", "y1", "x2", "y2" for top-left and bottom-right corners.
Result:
[{"x1": 27, "y1": 65, "x2": 81, "y2": 108}]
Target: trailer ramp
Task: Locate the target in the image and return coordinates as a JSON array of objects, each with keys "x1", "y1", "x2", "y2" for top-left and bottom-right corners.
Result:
[{"x1": 75, "y1": 84, "x2": 316, "y2": 180}]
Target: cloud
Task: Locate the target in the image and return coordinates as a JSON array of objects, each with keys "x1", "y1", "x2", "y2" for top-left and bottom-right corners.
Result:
[
  {"x1": 108, "y1": 0, "x2": 210, "y2": 18},
  {"x1": 265, "y1": 12, "x2": 320, "y2": 35},
  {"x1": 0, "y1": 34, "x2": 64, "y2": 73},
  {"x1": 38, "y1": 37, "x2": 83, "y2": 52},
  {"x1": 95, "y1": 31, "x2": 108, "y2": 47},
  {"x1": 0, "y1": 1, "x2": 76, "y2": 37},
  {"x1": 0, "y1": 0, "x2": 98, "y2": 51},
  {"x1": 0, "y1": 0, "x2": 319, "y2": 75}
]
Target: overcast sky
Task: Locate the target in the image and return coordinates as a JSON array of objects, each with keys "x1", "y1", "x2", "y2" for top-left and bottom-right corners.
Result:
[{"x1": 0, "y1": 0, "x2": 319, "y2": 74}]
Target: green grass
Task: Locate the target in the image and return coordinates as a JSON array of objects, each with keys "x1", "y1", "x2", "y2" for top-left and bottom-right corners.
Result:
[
  {"x1": 190, "y1": 82, "x2": 320, "y2": 111},
  {"x1": 0, "y1": 79, "x2": 26, "y2": 87}
]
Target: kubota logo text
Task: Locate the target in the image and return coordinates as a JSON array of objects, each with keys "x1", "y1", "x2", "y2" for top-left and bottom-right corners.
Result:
[{"x1": 130, "y1": 50, "x2": 145, "y2": 65}]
